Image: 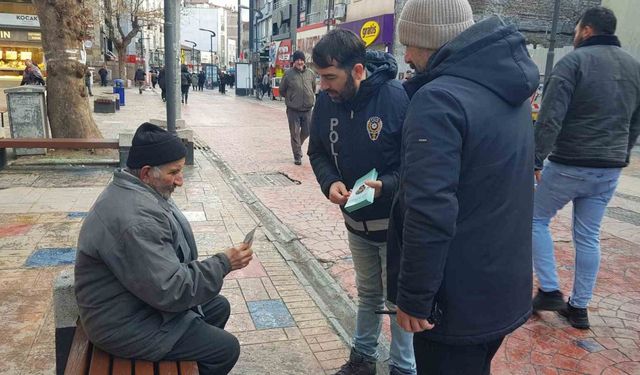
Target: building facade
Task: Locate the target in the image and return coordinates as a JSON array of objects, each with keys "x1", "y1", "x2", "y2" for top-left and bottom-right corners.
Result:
[{"x1": 0, "y1": 1, "x2": 44, "y2": 80}]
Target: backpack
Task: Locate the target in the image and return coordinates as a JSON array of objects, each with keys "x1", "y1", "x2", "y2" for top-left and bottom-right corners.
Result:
[{"x1": 180, "y1": 72, "x2": 191, "y2": 86}]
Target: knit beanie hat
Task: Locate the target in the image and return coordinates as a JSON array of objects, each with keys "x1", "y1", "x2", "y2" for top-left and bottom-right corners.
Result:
[
  {"x1": 126, "y1": 122, "x2": 187, "y2": 168},
  {"x1": 398, "y1": 0, "x2": 475, "y2": 50},
  {"x1": 291, "y1": 50, "x2": 305, "y2": 62}
]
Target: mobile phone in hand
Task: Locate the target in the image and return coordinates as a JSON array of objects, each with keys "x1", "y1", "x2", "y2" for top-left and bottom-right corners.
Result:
[{"x1": 243, "y1": 226, "x2": 258, "y2": 245}]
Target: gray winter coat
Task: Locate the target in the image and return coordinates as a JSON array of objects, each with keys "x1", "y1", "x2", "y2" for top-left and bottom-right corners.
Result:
[
  {"x1": 280, "y1": 66, "x2": 316, "y2": 111},
  {"x1": 535, "y1": 35, "x2": 640, "y2": 169},
  {"x1": 75, "y1": 170, "x2": 231, "y2": 361}
]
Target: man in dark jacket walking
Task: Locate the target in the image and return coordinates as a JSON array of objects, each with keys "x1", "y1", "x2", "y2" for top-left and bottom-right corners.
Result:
[
  {"x1": 158, "y1": 68, "x2": 166, "y2": 102},
  {"x1": 134, "y1": 66, "x2": 146, "y2": 94},
  {"x1": 387, "y1": 1, "x2": 539, "y2": 373},
  {"x1": 308, "y1": 29, "x2": 414, "y2": 375},
  {"x1": 98, "y1": 66, "x2": 109, "y2": 86},
  {"x1": 281, "y1": 50, "x2": 316, "y2": 165},
  {"x1": 532, "y1": 7, "x2": 640, "y2": 329}
]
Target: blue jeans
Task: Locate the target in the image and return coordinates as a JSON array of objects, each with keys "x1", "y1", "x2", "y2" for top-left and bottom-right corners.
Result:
[
  {"x1": 532, "y1": 162, "x2": 621, "y2": 309},
  {"x1": 348, "y1": 232, "x2": 416, "y2": 374}
]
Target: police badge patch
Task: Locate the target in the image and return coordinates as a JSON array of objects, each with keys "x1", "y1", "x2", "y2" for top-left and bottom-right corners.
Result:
[{"x1": 366, "y1": 117, "x2": 383, "y2": 141}]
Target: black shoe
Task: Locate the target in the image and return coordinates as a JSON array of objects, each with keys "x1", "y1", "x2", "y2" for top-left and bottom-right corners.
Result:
[
  {"x1": 559, "y1": 300, "x2": 590, "y2": 329},
  {"x1": 532, "y1": 288, "x2": 565, "y2": 311},
  {"x1": 333, "y1": 350, "x2": 376, "y2": 375}
]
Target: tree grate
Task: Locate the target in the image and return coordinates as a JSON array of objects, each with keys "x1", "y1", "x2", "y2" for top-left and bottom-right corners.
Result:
[{"x1": 243, "y1": 172, "x2": 300, "y2": 187}]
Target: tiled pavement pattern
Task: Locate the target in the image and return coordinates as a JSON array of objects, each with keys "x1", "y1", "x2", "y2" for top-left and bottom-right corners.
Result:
[{"x1": 1, "y1": 88, "x2": 639, "y2": 374}]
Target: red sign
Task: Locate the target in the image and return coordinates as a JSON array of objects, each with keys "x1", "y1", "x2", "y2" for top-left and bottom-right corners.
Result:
[{"x1": 275, "y1": 39, "x2": 292, "y2": 69}]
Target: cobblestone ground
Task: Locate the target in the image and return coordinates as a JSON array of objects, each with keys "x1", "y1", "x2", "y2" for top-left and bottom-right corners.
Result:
[{"x1": 179, "y1": 89, "x2": 640, "y2": 374}]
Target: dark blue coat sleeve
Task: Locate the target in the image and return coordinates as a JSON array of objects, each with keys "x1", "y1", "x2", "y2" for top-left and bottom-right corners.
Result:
[
  {"x1": 378, "y1": 86, "x2": 409, "y2": 199},
  {"x1": 397, "y1": 88, "x2": 466, "y2": 319},
  {"x1": 308, "y1": 103, "x2": 342, "y2": 198}
]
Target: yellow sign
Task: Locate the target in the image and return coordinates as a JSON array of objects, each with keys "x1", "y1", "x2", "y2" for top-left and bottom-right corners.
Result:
[{"x1": 360, "y1": 21, "x2": 380, "y2": 47}]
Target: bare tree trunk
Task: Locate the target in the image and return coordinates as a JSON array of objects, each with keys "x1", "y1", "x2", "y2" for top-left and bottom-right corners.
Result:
[
  {"x1": 117, "y1": 46, "x2": 127, "y2": 80},
  {"x1": 32, "y1": 0, "x2": 102, "y2": 138}
]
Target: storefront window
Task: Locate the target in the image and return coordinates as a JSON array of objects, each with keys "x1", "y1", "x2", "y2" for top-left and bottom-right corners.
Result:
[{"x1": 0, "y1": 47, "x2": 44, "y2": 73}]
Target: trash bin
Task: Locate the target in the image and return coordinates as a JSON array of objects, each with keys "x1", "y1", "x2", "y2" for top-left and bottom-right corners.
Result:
[{"x1": 113, "y1": 79, "x2": 125, "y2": 106}]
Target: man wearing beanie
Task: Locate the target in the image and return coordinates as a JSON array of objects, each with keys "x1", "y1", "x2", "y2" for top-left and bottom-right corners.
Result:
[
  {"x1": 75, "y1": 123, "x2": 253, "y2": 375},
  {"x1": 280, "y1": 50, "x2": 316, "y2": 165},
  {"x1": 308, "y1": 29, "x2": 413, "y2": 375},
  {"x1": 386, "y1": 0, "x2": 539, "y2": 373}
]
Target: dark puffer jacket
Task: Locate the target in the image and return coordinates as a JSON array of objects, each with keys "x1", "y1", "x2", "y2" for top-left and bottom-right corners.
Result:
[{"x1": 388, "y1": 16, "x2": 539, "y2": 345}]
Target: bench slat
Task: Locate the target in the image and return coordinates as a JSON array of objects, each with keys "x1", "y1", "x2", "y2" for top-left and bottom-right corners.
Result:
[
  {"x1": 64, "y1": 323, "x2": 92, "y2": 375},
  {"x1": 179, "y1": 361, "x2": 199, "y2": 375},
  {"x1": 134, "y1": 360, "x2": 154, "y2": 375},
  {"x1": 0, "y1": 138, "x2": 119, "y2": 149},
  {"x1": 88, "y1": 347, "x2": 110, "y2": 375},
  {"x1": 158, "y1": 361, "x2": 179, "y2": 375},
  {"x1": 111, "y1": 357, "x2": 131, "y2": 375}
]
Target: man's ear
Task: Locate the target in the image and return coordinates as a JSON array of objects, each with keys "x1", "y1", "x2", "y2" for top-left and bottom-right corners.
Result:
[
  {"x1": 139, "y1": 165, "x2": 154, "y2": 183},
  {"x1": 353, "y1": 63, "x2": 366, "y2": 79}
]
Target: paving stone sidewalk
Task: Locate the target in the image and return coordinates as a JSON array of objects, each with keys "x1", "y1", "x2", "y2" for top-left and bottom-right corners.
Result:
[{"x1": 0, "y1": 87, "x2": 350, "y2": 374}]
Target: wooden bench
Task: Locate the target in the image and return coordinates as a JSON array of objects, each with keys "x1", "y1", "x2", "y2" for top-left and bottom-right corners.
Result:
[
  {"x1": 0, "y1": 138, "x2": 119, "y2": 170},
  {"x1": 65, "y1": 322, "x2": 199, "y2": 375}
]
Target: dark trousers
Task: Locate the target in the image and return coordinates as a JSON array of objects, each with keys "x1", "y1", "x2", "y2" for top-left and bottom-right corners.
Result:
[
  {"x1": 414, "y1": 335, "x2": 504, "y2": 375},
  {"x1": 181, "y1": 85, "x2": 190, "y2": 103},
  {"x1": 160, "y1": 88, "x2": 166, "y2": 101},
  {"x1": 100, "y1": 77, "x2": 107, "y2": 86},
  {"x1": 163, "y1": 295, "x2": 240, "y2": 375},
  {"x1": 286, "y1": 108, "x2": 311, "y2": 161}
]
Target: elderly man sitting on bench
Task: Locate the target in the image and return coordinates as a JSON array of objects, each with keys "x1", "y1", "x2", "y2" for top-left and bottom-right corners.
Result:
[{"x1": 75, "y1": 123, "x2": 253, "y2": 375}]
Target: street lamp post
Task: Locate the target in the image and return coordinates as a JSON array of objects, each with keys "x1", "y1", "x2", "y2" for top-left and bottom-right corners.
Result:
[
  {"x1": 544, "y1": 0, "x2": 561, "y2": 86},
  {"x1": 185, "y1": 39, "x2": 197, "y2": 71},
  {"x1": 199, "y1": 28, "x2": 216, "y2": 67}
]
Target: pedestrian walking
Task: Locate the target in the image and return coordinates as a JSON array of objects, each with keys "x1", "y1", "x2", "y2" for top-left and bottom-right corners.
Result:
[
  {"x1": 181, "y1": 65, "x2": 192, "y2": 104},
  {"x1": 134, "y1": 66, "x2": 146, "y2": 94},
  {"x1": 198, "y1": 71, "x2": 206, "y2": 91},
  {"x1": 158, "y1": 68, "x2": 166, "y2": 102},
  {"x1": 84, "y1": 70, "x2": 93, "y2": 97},
  {"x1": 280, "y1": 50, "x2": 316, "y2": 165},
  {"x1": 75, "y1": 123, "x2": 253, "y2": 375},
  {"x1": 532, "y1": 7, "x2": 640, "y2": 329},
  {"x1": 219, "y1": 72, "x2": 226, "y2": 94},
  {"x1": 98, "y1": 66, "x2": 108, "y2": 86},
  {"x1": 191, "y1": 71, "x2": 198, "y2": 91},
  {"x1": 308, "y1": 29, "x2": 414, "y2": 375},
  {"x1": 20, "y1": 59, "x2": 45, "y2": 86},
  {"x1": 387, "y1": 1, "x2": 539, "y2": 374},
  {"x1": 261, "y1": 72, "x2": 270, "y2": 99},
  {"x1": 150, "y1": 69, "x2": 158, "y2": 89}
]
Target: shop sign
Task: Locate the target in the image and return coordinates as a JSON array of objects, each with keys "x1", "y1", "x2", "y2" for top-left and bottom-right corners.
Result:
[
  {"x1": 0, "y1": 13, "x2": 40, "y2": 28},
  {"x1": 338, "y1": 14, "x2": 394, "y2": 48},
  {"x1": 0, "y1": 29, "x2": 41, "y2": 42},
  {"x1": 360, "y1": 21, "x2": 380, "y2": 47}
]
